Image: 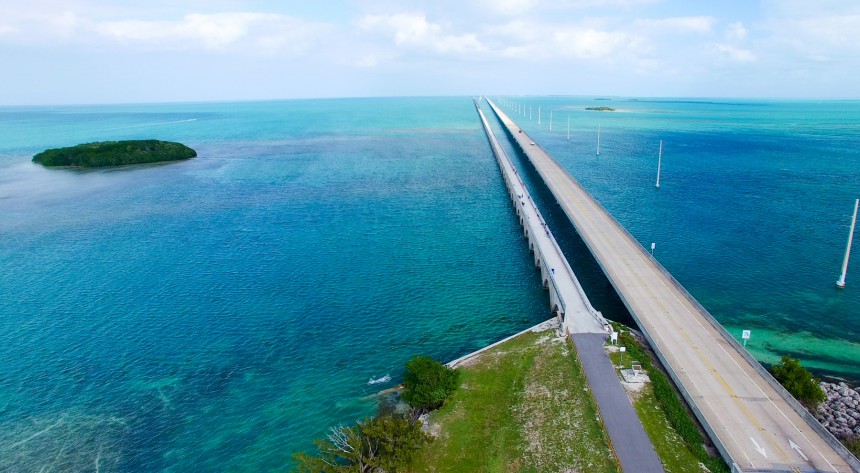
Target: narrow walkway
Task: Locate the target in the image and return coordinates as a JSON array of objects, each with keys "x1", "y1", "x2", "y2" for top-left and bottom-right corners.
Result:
[
  {"x1": 474, "y1": 99, "x2": 605, "y2": 334},
  {"x1": 573, "y1": 333, "x2": 664, "y2": 473}
]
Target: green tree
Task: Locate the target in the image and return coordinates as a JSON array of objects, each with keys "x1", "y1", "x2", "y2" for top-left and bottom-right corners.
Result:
[
  {"x1": 293, "y1": 416, "x2": 430, "y2": 473},
  {"x1": 771, "y1": 356, "x2": 826, "y2": 407},
  {"x1": 401, "y1": 355, "x2": 460, "y2": 412}
]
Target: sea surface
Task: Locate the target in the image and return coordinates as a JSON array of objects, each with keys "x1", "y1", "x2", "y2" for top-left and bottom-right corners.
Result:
[{"x1": 0, "y1": 96, "x2": 857, "y2": 471}]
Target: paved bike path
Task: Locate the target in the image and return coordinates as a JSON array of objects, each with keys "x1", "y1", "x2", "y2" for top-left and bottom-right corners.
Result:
[{"x1": 572, "y1": 333, "x2": 664, "y2": 473}]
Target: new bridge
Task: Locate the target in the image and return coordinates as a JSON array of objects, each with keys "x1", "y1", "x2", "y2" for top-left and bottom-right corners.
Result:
[{"x1": 484, "y1": 98, "x2": 859, "y2": 473}]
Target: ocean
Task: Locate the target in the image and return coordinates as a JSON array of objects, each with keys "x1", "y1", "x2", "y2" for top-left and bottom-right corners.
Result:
[{"x1": 0, "y1": 96, "x2": 857, "y2": 470}]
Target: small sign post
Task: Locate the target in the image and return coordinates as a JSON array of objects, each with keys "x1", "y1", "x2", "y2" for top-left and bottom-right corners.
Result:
[
  {"x1": 742, "y1": 330, "x2": 751, "y2": 347},
  {"x1": 620, "y1": 346, "x2": 626, "y2": 365},
  {"x1": 650, "y1": 242, "x2": 655, "y2": 256}
]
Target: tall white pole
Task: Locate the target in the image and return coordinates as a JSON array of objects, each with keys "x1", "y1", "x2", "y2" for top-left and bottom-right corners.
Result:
[
  {"x1": 837, "y1": 198, "x2": 859, "y2": 288},
  {"x1": 596, "y1": 125, "x2": 601, "y2": 156},
  {"x1": 550, "y1": 111, "x2": 553, "y2": 131},
  {"x1": 656, "y1": 140, "x2": 663, "y2": 188}
]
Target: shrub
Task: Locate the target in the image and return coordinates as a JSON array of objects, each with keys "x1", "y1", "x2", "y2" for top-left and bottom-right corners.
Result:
[
  {"x1": 293, "y1": 415, "x2": 430, "y2": 473},
  {"x1": 770, "y1": 356, "x2": 826, "y2": 407},
  {"x1": 401, "y1": 355, "x2": 459, "y2": 411}
]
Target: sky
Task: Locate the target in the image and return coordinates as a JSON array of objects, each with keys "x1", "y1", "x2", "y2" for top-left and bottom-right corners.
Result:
[{"x1": 1, "y1": 0, "x2": 860, "y2": 105}]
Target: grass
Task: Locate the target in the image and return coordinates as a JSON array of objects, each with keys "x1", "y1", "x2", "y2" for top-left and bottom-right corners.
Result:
[
  {"x1": 633, "y1": 381, "x2": 708, "y2": 473},
  {"x1": 844, "y1": 437, "x2": 860, "y2": 458},
  {"x1": 409, "y1": 330, "x2": 619, "y2": 473},
  {"x1": 608, "y1": 322, "x2": 729, "y2": 473}
]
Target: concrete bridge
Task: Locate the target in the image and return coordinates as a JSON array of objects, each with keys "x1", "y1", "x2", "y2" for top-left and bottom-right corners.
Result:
[
  {"x1": 475, "y1": 98, "x2": 607, "y2": 335},
  {"x1": 484, "y1": 97, "x2": 859, "y2": 473}
]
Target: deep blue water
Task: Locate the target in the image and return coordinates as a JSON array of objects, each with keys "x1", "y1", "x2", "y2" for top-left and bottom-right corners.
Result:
[{"x1": 0, "y1": 96, "x2": 858, "y2": 471}]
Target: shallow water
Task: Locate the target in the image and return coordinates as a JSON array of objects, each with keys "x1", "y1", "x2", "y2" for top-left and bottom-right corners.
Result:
[{"x1": 0, "y1": 96, "x2": 857, "y2": 470}]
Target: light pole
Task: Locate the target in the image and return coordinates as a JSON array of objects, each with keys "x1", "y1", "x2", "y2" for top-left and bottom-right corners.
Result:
[{"x1": 650, "y1": 242, "x2": 655, "y2": 256}]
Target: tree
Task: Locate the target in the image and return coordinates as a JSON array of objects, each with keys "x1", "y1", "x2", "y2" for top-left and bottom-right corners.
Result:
[
  {"x1": 401, "y1": 355, "x2": 460, "y2": 412},
  {"x1": 771, "y1": 356, "x2": 826, "y2": 407},
  {"x1": 293, "y1": 416, "x2": 430, "y2": 473}
]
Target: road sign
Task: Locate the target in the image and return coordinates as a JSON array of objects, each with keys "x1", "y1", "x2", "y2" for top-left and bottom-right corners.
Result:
[{"x1": 742, "y1": 330, "x2": 751, "y2": 347}]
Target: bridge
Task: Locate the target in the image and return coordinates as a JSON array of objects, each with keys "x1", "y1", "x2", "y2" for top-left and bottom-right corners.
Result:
[
  {"x1": 475, "y1": 98, "x2": 665, "y2": 473},
  {"x1": 483, "y1": 98, "x2": 859, "y2": 473},
  {"x1": 475, "y1": 100, "x2": 606, "y2": 335}
]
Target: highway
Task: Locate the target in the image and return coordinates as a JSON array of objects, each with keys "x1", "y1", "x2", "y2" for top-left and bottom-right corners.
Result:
[{"x1": 486, "y1": 98, "x2": 857, "y2": 473}]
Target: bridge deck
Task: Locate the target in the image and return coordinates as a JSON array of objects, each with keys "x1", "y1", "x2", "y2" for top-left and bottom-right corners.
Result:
[{"x1": 486, "y1": 99, "x2": 856, "y2": 473}]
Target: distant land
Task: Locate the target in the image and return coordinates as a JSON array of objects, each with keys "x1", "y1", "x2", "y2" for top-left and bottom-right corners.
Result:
[
  {"x1": 33, "y1": 140, "x2": 196, "y2": 168},
  {"x1": 585, "y1": 106, "x2": 615, "y2": 112}
]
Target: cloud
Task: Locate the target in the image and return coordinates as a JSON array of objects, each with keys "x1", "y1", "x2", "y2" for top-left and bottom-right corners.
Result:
[
  {"x1": 96, "y1": 13, "x2": 330, "y2": 53},
  {"x1": 758, "y1": 1, "x2": 860, "y2": 61},
  {"x1": 0, "y1": 7, "x2": 332, "y2": 55},
  {"x1": 476, "y1": 0, "x2": 539, "y2": 16},
  {"x1": 358, "y1": 13, "x2": 486, "y2": 55},
  {"x1": 724, "y1": 21, "x2": 747, "y2": 42},
  {"x1": 634, "y1": 16, "x2": 716, "y2": 34},
  {"x1": 553, "y1": 28, "x2": 638, "y2": 58},
  {"x1": 713, "y1": 44, "x2": 757, "y2": 63}
]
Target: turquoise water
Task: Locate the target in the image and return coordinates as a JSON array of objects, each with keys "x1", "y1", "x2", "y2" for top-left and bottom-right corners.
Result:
[{"x1": 0, "y1": 96, "x2": 858, "y2": 470}]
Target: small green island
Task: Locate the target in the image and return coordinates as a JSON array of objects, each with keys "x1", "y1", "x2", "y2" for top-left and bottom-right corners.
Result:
[
  {"x1": 33, "y1": 140, "x2": 196, "y2": 168},
  {"x1": 585, "y1": 106, "x2": 616, "y2": 112}
]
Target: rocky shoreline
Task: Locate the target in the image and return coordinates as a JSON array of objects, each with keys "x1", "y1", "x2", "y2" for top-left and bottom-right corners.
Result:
[{"x1": 815, "y1": 381, "x2": 860, "y2": 440}]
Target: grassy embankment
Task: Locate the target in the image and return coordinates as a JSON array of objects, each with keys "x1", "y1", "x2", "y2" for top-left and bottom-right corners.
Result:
[
  {"x1": 409, "y1": 330, "x2": 619, "y2": 473},
  {"x1": 607, "y1": 322, "x2": 729, "y2": 473}
]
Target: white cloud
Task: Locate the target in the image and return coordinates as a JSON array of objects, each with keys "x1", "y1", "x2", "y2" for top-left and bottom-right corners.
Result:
[
  {"x1": 725, "y1": 21, "x2": 747, "y2": 42},
  {"x1": 358, "y1": 13, "x2": 486, "y2": 54},
  {"x1": 634, "y1": 16, "x2": 715, "y2": 34},
  {"x1": 96, "y1": 13, "x2": 329, "y2": 53},
  {"x1": 0, "y1": 7, "x2": 332, "y2": 55},
  {"x1": 713, "y1": 44, "x2": 757, "y2": 63},
  {"x1": 476, "y1": 0, "x2": 539, "y2": 16},
  {"x1": 553, "y1": 28, "x2": 637, "y2": 58}
]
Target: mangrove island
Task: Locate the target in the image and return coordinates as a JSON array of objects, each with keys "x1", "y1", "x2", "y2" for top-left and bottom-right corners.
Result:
[{"x1": 33, "y1": 140, "x2": 196, "y2": 168}]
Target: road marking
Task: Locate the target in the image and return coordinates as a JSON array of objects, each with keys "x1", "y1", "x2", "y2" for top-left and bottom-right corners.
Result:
[
  {"x1": 790, "y1": 439, "x2": 809, "y2": 461},
  {"x1": 751, "y1": 437, "x2": 768, "y2": 458}
]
